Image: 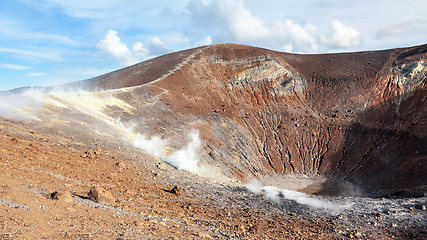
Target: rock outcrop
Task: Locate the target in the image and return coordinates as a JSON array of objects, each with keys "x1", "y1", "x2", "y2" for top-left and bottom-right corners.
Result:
[{"x1": 88, "y1": 186, "x2": 115, "y2": 205}]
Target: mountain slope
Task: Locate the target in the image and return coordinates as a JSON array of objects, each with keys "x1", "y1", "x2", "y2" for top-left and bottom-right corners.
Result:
[{"x1": 5, "y1": 43, "x2": 427, "y2": 197}]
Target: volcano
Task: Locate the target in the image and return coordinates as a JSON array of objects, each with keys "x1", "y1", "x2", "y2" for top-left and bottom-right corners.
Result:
[
  {"x1": 68, "y1": 43, "x2": 426, "y2": 197},
  {"x1": 0, "y1": 43, "x2": 426, "y2": 239}
]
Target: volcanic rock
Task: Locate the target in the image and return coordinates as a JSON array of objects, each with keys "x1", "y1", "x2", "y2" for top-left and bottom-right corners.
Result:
[
  {"x1": 51, "y1": 190, "x2": 73, "y2": 203},
  {"x1": 115, "y1": 161, "x2": 127, "y2": 169},
  {"x1": 165, "y1": 185, "x2": 182, "y2": 195},
  {"x1": 88, "y1": 186, "x2": 115, "y2": 205},
  {"x1": 415, "y1": 204, "x2": 427, "y2": 211}
]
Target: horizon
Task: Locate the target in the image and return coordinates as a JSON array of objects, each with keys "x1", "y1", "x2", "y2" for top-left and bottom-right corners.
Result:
[{"x1": 1, "y1": 0, "x2": 426, "y2": 91}]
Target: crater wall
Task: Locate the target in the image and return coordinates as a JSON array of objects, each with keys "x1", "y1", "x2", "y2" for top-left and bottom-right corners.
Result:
[{"x1": 51, "y1": 44, "x2": 427, "y2": 197}]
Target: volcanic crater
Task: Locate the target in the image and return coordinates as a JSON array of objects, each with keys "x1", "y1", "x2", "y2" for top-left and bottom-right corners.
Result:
[
  {"x1": 69, "y1": 43, "x2": 427, "y2": 198},
  {"x1": 1, "y1": 43, "x2": 426, "y2": 239}
]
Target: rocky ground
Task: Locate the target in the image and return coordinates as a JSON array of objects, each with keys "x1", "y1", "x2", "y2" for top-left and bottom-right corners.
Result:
[{"x1": 0, "y1": 118, "x2": 425, "y2": 239}]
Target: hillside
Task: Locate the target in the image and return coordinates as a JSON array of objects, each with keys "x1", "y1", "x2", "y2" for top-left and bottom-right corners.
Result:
[{"x1": 74, "y1": 43, "x2": 426, "y2": 197}]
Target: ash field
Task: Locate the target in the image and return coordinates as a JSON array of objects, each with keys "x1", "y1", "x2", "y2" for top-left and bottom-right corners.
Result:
[{"x1": 0, "y1": 43, "x2": 426, "y2": 239}]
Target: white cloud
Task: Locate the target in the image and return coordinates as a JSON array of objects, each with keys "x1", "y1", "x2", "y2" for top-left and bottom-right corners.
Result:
[
  {"x1": 376, "y1": 19, "x2": 427, "y2": 39},
  {"x1": 276, "y1": 20, "x2": 362, "y2": 52},
  {"x1": 146, "y1": 36, "x2": 169, "y2": 56},
  {"x1": 0, "y1": 47, "x2": 63, "y2": 61},
  {"x1": 0, "y1": 15, "x2": 79, "y2": 46},
  {"x1": 186, "y1": 0, "x2": 271, "y2": 43},
  {"x1": 40, "y1": 0, "x2": 121, "y2": 18},
  {"x1": 196, "y1": 36, "x2": 212, "y2": 47},
  {"x1": 273, "y1": 20, "x2": 320, "y2": 53},
  {"x1": 218, "y1": 0, "x2": 271, "y2": 42},
  {"x1": 132, "y1": 42, "x2": 150, "y2": 61},
  {"x1": 149, "y1": 36, "x2": 164, "y2": 47},
  {"x1": 163, "y1": 32, "x2": 191, "y2": 47},
  {"x1": 96, "y1": 30, "x2": 181, "y2": 66},
  {"x1": 0, "y1": 64, "x2": 30, "y2": 70},
  {"x1": 28, "y1": 72, "x2": 45, "y2": 77},
  {"x1": 185, "y1": 0, "x2": 362, "y2": 53},
  {"x1": 321, "y1": 20, "x2": 362, "y2": 49},
  {"x1": 96, "y1": 29, "x2": 150, "y2": 66}
]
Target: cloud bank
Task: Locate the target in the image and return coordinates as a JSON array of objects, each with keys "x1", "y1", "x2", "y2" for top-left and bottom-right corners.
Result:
[
  {"x1": 96, "y1": 0, "x2": 365, "y2": 67},
  {"x1": 185, "y1": 0, "x2": 362, "y2": 53}
]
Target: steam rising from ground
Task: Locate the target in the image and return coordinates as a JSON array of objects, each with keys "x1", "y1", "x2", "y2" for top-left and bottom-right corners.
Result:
[
  {"x1": 133, "y1": 134, "x2": 168, "y2": 157},
  {"x1": 0, "y1": 88, "x2": 204, "y2": 175},
  {"x1": 246, "y1": 180, "x2": 344, "y2": 213},
  {"x1": 133, "y1": 130, "x2": 201, "y2": 174},
  {"x1": 0, "y1": 87, "x2": 133, "y2": 122},
  {"x1": 163, "y1": 130, "x2": 201, "y2": 173},
  {"x1": 0, "y1": 89, "x2": 63, "y2": 121}
]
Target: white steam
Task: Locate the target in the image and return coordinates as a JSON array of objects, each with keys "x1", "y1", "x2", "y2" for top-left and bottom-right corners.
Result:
[
  {"x1": 246, "y1": 180, "x2": 344, "y2": 212},
  {"x1": 0, "y1": 88, "x2": 63, "y2": 121},
  {"x1": 133, "y1": 134, "x2": 168, "y2": 157},
  {"x1": 163, "y1": 130, "x2": 201, "y2": 173},
  {"x1": 0, "y1": 87, "x2": 133, "y2": 122},
  {"x1": 132, "y1": 130, "x2": 201, "y2": 174},
  {"x1": 0, "y1": 88, "x2": 204, "y2": 176},
  {"x1": 263, "y1": 186, "x2": 281, "y2": 202},
  {"x1": 280, "y1": 189, "x2": 339, "y2": 210},
  {"x1": 245, "y1": 179, "x2": 263, "y2": 193}
]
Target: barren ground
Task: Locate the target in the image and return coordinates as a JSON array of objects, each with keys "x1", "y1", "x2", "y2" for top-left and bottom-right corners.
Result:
[
  {"x1": 0, "y1": 118, "x2": 335, "y2": 239},
  {"x1": 0, "y1": 118, "x2": 425, "y2": 239}
]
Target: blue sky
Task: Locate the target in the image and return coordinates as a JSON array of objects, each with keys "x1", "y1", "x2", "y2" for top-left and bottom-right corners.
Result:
[{"x1": 0, "y1": 0, "x2": 426, "y2": 91}]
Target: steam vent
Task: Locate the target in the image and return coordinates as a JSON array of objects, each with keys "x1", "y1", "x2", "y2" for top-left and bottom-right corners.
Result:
[{"x1": 62, "y1": 43, "x2": 425, "y2": 198}]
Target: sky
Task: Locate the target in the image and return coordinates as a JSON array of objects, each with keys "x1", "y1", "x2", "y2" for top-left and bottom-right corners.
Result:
[{"x1": 0, "y1": 0, "x2": 426, "y2": 91}]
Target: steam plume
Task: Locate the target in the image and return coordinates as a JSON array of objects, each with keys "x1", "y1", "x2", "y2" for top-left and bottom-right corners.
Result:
[
  {"x1": 0, "y1": 88, "x2": 62, "y2": 121},
  {"x1": 133, "y1": 134, "x2": 168, "y2": 157},
  {"x1": 162, "y1": 130, "x2": 200, "y2": 173},
  {"x1": 0, "y1": 87, "x2": 204, "y2": 176},
  {"x1": 132, "y1": 130, "x2": 201, "y2": 174},
  {"x1": 246, "y1": 180, "x2": 344, "y2": 212}
]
